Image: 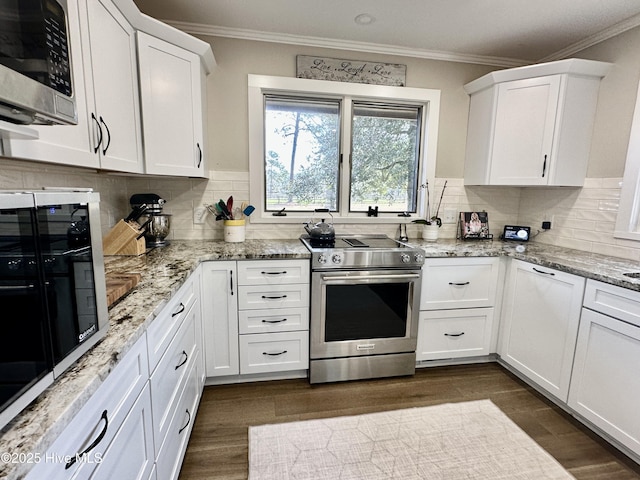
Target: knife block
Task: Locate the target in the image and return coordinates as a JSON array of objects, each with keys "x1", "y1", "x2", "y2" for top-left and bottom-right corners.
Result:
[{"x1": 103, "y1": 220, "x2": 146, "y2": 255}]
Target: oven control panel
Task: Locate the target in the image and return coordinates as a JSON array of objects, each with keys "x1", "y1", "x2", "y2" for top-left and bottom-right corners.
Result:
[{"x1": 313, "y1": 250, "x2": 424, "y2": 269}]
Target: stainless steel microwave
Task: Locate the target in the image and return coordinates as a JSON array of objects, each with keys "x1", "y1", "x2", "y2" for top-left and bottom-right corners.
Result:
[
  {"x1": 0, "y1": 0, "x2": 78, "y2": 125},
  {"x1": 0, "y1": 189, "x2": 108, "y2": 430}
]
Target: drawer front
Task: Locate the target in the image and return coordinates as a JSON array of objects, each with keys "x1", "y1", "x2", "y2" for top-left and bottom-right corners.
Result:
[
  {"x1": 584, "y1": 279, "x2": 640, "y2": 327},
  {"x1": 238, "y1": 284, "x2": 309, "y2": 310},
  {"x1": 150, "y1": 300, "x2": 198, "y2": 452},
  {"x1": 421, "y1": 258, "x2": 500, "y2": 310},
  {"x1": 155, "y1": 357, "x2": 201, "y2": 480},
  {"x1": 147, "y1": 275, "x2": 197, "y2": 372},
  {"x1": 237, "y1": 260, "x2": 310, "y2": 285},
  {"x1": 417, "y1": 308, "x2": 494, "y2": 361},
  {"x1": 26, "y1": 334, "x2": 149, "y2": 480},
  {"x1": 238, "y1": 307, "x2": 309, "y2": 334},
  {"x1": 88, "y1": 385, "x2": 155, "y2": 480},
  {"x1": 239, "y1": 331, "x2": 309, "y2": 374}
]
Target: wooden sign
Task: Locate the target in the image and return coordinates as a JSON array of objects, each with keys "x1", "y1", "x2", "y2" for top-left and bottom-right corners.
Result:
[{"x1": 296, "y1": 55, "x2": 406, "y2": 86}]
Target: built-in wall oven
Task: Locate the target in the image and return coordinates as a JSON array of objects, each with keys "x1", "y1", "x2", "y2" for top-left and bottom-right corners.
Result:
[
  {"x1": 0, "y1": 189, "x2": 108, "y2": 430},
  {"x1": 301, "y1": 234, "x2": 424, "y2": 383}
]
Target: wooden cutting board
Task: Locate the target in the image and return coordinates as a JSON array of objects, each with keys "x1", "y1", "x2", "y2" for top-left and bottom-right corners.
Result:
[{"x1": 106, "y1": 273, "x2": 142, "y2": 307}]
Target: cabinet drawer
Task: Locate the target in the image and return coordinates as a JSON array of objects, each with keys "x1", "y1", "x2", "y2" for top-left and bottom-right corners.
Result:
[
  {"x1": 239, "y1": 331, "x2": 309, "y2": 374},
  {"x1": 421, "y1": 258, "x2": 500, "y2": 310},
  {"x1": 238, "y1": 307, "x2": 309, "y2": 334},
  {"x1": 237, "y1": 260, "x2": 309, "y2": 285},
  {"x1": 88, "y1": 385, "x2": 155, "y2": 480},
  {"x1": 147, "y1": 275, "x2": 196, "y2": 372},
  {"x1": 584, "y1": 279, "x2": 640, "y2": 327},
  {"x1": 26, "y1": 334, "x2": 149, "y2": 480},
  {"x1": 417, "y1": 308, "x2": 494, "y2": 361},
  {"x1": 155, "y1": 357, "x2": 201, "y2": 480},
  {"x1": 237, "y1": 284, "x2": 309, "y2": 310},
  {"x1": 150, "y1": 299, "x2": 198, "y2": 453}
]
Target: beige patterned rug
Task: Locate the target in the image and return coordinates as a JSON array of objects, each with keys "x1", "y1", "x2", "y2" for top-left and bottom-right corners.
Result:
[{"x1": 248, "y1": 399, "x2": 575, "y2": 479}]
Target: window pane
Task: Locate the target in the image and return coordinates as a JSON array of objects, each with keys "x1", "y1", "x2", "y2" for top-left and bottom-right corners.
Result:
[
  {"x1": 264, "y1": 96, "x2": 340, "y2": 211},
  {"x1": 350, "y1": 103, "x2": 421, "y2": 213}
]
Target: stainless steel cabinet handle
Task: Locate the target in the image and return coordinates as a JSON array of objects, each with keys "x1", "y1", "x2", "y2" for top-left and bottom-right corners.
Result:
[
  {"x1": 444, "y1": 332, "x2": 465, "y2": 337},
  {"x1": 65, "y1": 410, "x2": 108, "y2": 469},
  {"x1": 175, "y1": 350, "x2": 188, "y2": 370},
  {"x1": 179, "y1": 409, "x2": 191, "y2": 434},
  {"x1": 262, "y1": 318, "x2": 287, "y2": 323},
  {"x1": 0, "y1": 284, "x2": 35, "y2": 291},
  {"x1": 448, "y1": 281, "x2": 470, "y2": 286},
  {"x1": 261, "y1": 295, "x2": 287, "y2": 299},
  {"x1": 263, "y1": 350, "x2": 287, "y2": 356},
  {"x1": 171, "y1": 302, "x2": 185, "y2": 317},
  {"x1": 532, "y1": 267, "x2": 555, "y2": 276}
]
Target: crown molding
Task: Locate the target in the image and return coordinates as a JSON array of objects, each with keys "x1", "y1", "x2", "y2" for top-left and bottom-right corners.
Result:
[
  {"x1": 163, "y1": 21, "x2": 528, "y2": 68},
  {"x1": 539, "y1": 12, "x2": 640, "y2": 62}
]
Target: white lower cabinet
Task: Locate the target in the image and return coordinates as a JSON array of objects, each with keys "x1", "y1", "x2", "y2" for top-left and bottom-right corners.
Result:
[
  {"x1": 25, "y1": 333, "x2": 150, "y2": 480},
  {"x1": 499, "y1": 259, "x2": 585, "y2": 402},
  {"x1": 568, "y1": 280, "x2": 640, "y2": 459},
  {"x1": 202, "y1": 259, "x2": 310, "y2": 380},
  {"x1": 417, "y1": 257, "x2": 501, "y2": 362}
]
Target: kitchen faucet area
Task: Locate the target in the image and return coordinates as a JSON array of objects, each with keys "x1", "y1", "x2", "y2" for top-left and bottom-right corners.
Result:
[{"x1": 2, "y1": 1, "x2": 640, "y2": 479}]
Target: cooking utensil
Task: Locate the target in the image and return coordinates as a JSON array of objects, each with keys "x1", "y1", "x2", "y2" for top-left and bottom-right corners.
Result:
[
  {"x1": 226, "y1": 196, "x2": 233, "y2": 217},
  {"x1": 217, "y1": 199, "x2": 231, "y2": 219},
  {"x1": 243, "y1": 205, "x2": 255, "y2": 217}
]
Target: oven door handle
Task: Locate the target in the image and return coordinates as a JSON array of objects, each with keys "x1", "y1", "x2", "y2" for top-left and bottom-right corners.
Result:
[{"x1": 320, "y1": 273, "x2": 420, "y2": 282}]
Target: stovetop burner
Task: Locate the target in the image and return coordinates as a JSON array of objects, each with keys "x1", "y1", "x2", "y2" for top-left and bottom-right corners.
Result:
[{"x1": 300, "y1": 234, "x2": 425, "y2": 269}]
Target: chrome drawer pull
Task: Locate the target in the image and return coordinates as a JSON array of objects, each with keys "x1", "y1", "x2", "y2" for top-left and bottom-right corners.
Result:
[
  {"x1": 171, "y1": 302, "x2": 185, "y2": 317},
  {"x1": 444, "y1": 332, "x2": 465, "y2": 337},
  {"x1": 261, "y1": 271, "x2": 287, "y2": 275},
  {"x1": 448, "y1": 282, "x2": 470, "y2": 286},
  {"x1": 532, "y1": 267, "x2": 555, "y2": 276},
  {"x1": 179, "y1": 408, "x2": 191, "y2": 435},
  {"x1": 262, "y1": 318, "x2": 287, "y2": 323},
  {"x1": 175, "y1": 350, "x2": 188, "y2": 370},
  {"x1": 263, "y1": 350, "x2": 288, "y2": 356},
  {"x1": 65, "y1": 410, "x2": 108, "y2": 469},
  {"x1": 261, "y1": 295, "x2": 287, "y2": 299}
]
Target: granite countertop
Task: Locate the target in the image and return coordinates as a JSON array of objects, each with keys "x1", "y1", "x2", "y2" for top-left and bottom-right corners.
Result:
[{"x1": 1, "y1": 237, "x2": 639, "y2": 479}]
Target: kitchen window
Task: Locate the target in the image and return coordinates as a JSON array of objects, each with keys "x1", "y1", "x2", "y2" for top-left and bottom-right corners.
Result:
[{"x1": 248, "y1": 75, "x2": 440, "y2": 223}]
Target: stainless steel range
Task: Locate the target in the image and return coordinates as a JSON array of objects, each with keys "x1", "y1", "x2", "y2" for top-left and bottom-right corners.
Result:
[{"x1": 300, "y1": 234, "x2": 424, "y2": 383}]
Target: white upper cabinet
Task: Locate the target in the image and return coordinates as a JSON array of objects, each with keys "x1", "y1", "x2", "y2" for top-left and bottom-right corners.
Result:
[
  {"x1": 464, "y1": 59, "x2": 611, "y2": 187},
  {"x1": 138, "y1": 32, "x2": 207, "y2": 177},
  {"x1": 80, "y1": 0, "x2": 144, "y2": 173}
]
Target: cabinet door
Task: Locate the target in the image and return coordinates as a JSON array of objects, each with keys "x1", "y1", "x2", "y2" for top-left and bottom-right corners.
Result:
[
  {"x1": 82, "y1": 0, "x2": 143, "y2": 173},
  {"x1": 490, "y1": 76, "x2": 561, "y2": 185},
  {"x1": 499, "y1": 260, "x2": 584, "y2": 401},
  {"x1": 5, "y1": 0, "x2": 98, "y2": 168},
  {"x1": 201, "y1": 262, "x2": 239, "y2": 376},
  {"x1": 137, "y1": 32, "x2": 205, "y2": 177},
  {"x1": 569, "y1": 309, "x2": 640, "y2": 457}
]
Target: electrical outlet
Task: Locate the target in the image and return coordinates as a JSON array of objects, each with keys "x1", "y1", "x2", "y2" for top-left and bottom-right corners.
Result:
[
  {"x1": 193, "y1": 206, "x2": 207, "y2": 224},
  {"x1": 442, "y1": 208, "x2": 458, "y2": 224}
]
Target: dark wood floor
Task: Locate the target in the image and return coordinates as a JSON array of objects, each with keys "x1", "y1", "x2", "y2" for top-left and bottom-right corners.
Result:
[{"x1": 178, "y1": 363, "x2": 640, "y2": 479}]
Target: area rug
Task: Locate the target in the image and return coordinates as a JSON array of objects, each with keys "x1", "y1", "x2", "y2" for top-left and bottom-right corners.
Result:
[{"x1": 248, "y1": 399, "x2": 575, "y2": 479}]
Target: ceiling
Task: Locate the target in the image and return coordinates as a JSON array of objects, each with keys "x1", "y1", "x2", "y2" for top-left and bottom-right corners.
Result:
[{"x1": 132, "y1": 0, "x2": 640, "y2": 67}]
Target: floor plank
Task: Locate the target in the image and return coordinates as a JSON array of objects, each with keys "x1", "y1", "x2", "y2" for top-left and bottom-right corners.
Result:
[{"x1": 178, "y1": 363, "x2": 640, "y2": 480}]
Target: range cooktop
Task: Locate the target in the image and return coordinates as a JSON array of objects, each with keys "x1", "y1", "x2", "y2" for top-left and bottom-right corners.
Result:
[{"x1": 300, "y1": 234, "x2": 425, "y2": 269}]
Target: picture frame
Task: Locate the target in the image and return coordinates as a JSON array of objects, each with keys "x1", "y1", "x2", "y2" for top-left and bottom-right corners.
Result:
[{"x1": 459, "y1": 211, "x2": 492, "y2": 240}]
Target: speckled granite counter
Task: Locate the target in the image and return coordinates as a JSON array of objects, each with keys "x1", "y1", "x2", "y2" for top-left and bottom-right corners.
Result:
[{"x1": 1, "y1": 237, "x2": 639, "y2": 479}]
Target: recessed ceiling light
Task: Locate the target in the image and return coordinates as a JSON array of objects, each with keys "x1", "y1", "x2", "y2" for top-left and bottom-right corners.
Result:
[{"x1": 354, "y1": 13, "x2": 375, "y2": 26}]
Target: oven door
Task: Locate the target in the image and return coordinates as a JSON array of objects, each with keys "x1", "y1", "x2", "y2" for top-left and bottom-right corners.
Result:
[{"x1": 310, "y1": 269, "x2": 421, "y2": 359}]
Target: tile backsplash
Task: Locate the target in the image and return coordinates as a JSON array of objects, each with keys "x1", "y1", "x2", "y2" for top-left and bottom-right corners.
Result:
[{"x1": 0, "y1": 158, "x2": 635, "y2": 260}]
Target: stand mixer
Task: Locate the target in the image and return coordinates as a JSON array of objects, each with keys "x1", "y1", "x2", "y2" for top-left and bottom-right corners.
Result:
[{"x1": 129, "y1": 193, "x2": 171, "y2": 246}]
